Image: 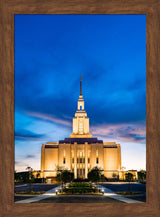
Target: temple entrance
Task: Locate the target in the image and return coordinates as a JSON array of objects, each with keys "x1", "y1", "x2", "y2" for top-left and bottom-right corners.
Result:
[
  {"x1": 77, "y1": 168, "x2": 85, "y2": 179},
  {"x1": 77, "y1": 150, "x2": 85, "y2": 179}
]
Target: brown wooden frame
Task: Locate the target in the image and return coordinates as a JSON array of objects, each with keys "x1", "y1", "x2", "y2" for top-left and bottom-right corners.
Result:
[{"x1": 0, "y1": 0, "x2": 160, "y2": 216}]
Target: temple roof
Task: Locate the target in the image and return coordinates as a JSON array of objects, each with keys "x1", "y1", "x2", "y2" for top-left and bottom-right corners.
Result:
[{"x1": 59, "y1": 137, "x2": 103, "y2": 144}]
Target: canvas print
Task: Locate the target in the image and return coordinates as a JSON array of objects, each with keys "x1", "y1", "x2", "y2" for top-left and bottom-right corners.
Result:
[{"x1": 14, "y1": 15, "x2": 146, "y2": 203}]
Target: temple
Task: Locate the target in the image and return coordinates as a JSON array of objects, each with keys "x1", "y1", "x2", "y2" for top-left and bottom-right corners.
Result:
[{"x1": 41, "y1": 76, "x2": 121, "y2": 182}]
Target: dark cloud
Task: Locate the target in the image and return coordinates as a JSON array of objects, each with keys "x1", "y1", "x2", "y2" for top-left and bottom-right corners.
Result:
[
  {"x1": 132, "y1": 134, "x2": 146, "y2": 141},
  {"x1": 15, "y1": 15, "x2": 146, "y2": 132},
  {"x1": 15, "y1": 41, "x2": 146, "y2": 126},
  {"x1": 15, "y1": 129, "x2": 45, "y2": 141},
  {"x1": 25, "y1": 154, "x2": 35, "y2": 159},
  {"x1": 15, "y1": 161, "x2": 21, "y2": 165},
  {"x1": 15, "y1": 80, "x2": 146, "y2": 127}
]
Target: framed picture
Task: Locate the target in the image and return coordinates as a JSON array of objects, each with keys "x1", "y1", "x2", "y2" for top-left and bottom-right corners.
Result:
[
  {"x1": 14, "y1": 14, "x2": 146, "y2": 204},
  {"x1": 1, "y1": 0, "x2": 160, "y2": 217}
]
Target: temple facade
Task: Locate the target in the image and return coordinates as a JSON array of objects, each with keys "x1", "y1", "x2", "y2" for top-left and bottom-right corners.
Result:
[{"x1": 41, "y1": 76, "x2": 121, "y2": 181}]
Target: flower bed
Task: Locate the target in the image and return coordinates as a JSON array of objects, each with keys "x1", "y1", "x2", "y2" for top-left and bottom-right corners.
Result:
[
  {"x1": 63, "y1": 187, "x2": 96, "y2": 194},
  {"x1": 60, "y1": 182, "x2": 101, "y2": 195}
]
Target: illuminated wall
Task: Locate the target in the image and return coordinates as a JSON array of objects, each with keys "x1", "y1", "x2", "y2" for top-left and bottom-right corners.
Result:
[
  {"x1": 90, "y1": 143, "x2": 104, "y2": 170},
  {"x1": 41, "y1": 142, "x2": 58, "y2": 178},
  {"x1": 58, "y1": 143, "x2": 71, "y2": 170},
  {"x1": 41, "y1": 141, "x2": 121, "y2": 180},
  {"x1": 103, "y1": 142, "x2": 121, "y2": 178}
]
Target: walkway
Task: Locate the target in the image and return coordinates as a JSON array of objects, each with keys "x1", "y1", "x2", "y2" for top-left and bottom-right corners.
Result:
[
  {"x1": 16, "y1": 184, "x2": 144, "y2": 203},
  {"x1": 98, "y1": 184, "x2": 144, "y2": 203},
  {"x1": 15, "y1": 184, "x2": 27, "y2": 188}
]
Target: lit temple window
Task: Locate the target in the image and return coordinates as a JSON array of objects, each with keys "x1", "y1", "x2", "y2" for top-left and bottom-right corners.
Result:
[
  {"x1": 63, "y1": 157, "x2": 65, "y2": 164},
  {"x1": 96, "y1": 150, "x2": 99, "y2": 164},
  {"x1": 63, "y1": 150, "x2": 66, "y2": 164},
  {"x1": 88, "y1": 164, "x2": 90, "y2": 168},
  {"x1": 79, "y1": 121, "x2": 83, "y2": 134},
  {"x1": 80, "y1": 151, "x2": 82, "y2": 163},
  {"x1": 88, "y1": 151, "x2": 90, "y2": 163},
  {"x1": 80, "y1": 105, "x2": 82, "y2": 110},
  {"x1": 72, "y1": 151, "x2": 74, "y2": 163}
]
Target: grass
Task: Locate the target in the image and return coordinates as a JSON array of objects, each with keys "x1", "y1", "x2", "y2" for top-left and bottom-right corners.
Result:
[
  {"x1": 116, "y1": 191, "x2": 143, "y2": 196},
  {"x1": 15, "y1": 191, "x2": 45, "y2": 195},
  {"x1": 63, "y1": 187, "x2": 97, "y2": 194}
]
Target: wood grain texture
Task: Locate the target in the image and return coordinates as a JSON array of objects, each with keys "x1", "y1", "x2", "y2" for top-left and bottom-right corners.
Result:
[
  {"x1": 0, "y1": 0, "x2": 160, "y2": 216},
  {"x1": 0, "y1": 0, "x2": 3, "y2": 216}
]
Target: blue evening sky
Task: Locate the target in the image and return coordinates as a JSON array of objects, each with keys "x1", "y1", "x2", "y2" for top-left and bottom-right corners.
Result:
[{"x1": 15, "y1": 15, "x2": 146, "y2": 172}]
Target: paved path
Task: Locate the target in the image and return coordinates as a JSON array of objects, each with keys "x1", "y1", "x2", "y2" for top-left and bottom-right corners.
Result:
[
  {"x1": 35, "y1": 195, "x2": 123, "y2": 203},
  {"x1": 98, "y1": 184, "x2": 144, "y2": 203},
  {"x1": 15, "y1": 185, "x2": 60, "y2": 203},
  {"x1": 15, "y1": 183, "x2": 58, "y2": 193},
  {"x1": 100, "y1": 182, "x2": 146, "y2": 193},
  {"x1": 16, "y1": 184, "x2": 144, "y2": 203}
]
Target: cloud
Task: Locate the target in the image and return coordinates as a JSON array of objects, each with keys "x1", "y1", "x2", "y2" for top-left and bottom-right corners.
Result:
[
  {"x1": 90, "y1": 122, "x2": 146, "y2": 144},
  {"x1": 15, "y1": 161, "x2": 21, "y2": 165},
  {"x1": 132, "y1": 134, "x2": 146, "y2": 140},
  {"x1": 25, "y1": 154, "x2": 35, "y2": 159},
  {"x1": 26, "y1": 111, "x2": 72, "y2": 127},
  {"x1": 15, "y1": 129, "x2": 45, "y2": 141}
]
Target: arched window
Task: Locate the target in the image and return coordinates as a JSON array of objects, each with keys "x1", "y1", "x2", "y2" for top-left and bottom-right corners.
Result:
[{"x1": 80, "y1": 105, "x2": 82, "y2": 110}]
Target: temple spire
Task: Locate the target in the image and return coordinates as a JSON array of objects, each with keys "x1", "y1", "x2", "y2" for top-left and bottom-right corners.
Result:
[{"x1": 80, "y1": 75, "x2": 82, "y2": 96}]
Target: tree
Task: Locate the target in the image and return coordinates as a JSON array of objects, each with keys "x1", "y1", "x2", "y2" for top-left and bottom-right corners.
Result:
[
  {"x1": 125, "y1": 172, "x2": 133, "y2": 182},
  {"x1": 125, "y1": 172, "x2": 133, "y2": 193},
  {"x1": 56, "y1": 166, "x2": 74, "y2": 193},
  {"x1": 100, "y1": 174, "x2": 106, "y2": 182},
  {"x1": 88, "y1": 167, "x2": 102, "y2": 189},
  {"x1": 138, "y1": 170, "x2": 146, "y2": 183},
  {"x1": 61, "y1": 170, "x2": 74, "y2": 184},
  {"x1": 14, "y1": 171, "x2": 22, "y2": 183},
  {"x1": 112, "y1": 172, "x2": 117, "y2": 181},
  {"x1": 36, "y1": 172, "x2": 40, "y2": 178},
  {"x1": 26, "y1": 167, "x2": 34, "y2": 193}
]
